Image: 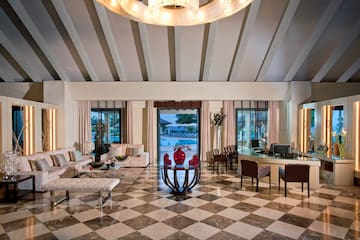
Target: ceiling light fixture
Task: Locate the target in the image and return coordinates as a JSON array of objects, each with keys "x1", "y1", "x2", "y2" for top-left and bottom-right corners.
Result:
[{"x1": 96, "y1": 0, "x2": 253, "y2": 26}]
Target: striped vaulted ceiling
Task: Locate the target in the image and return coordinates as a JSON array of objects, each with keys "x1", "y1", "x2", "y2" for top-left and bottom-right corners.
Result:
[{"x1": 0, "y1": 0, "x2": 359, "y2": 83}]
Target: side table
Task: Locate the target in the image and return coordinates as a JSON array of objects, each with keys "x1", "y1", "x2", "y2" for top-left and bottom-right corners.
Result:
[{"x1": 0, "y1": 174, "x2": 35, "y2": 202}]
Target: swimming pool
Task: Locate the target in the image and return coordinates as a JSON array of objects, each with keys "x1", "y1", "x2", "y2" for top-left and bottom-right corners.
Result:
[{"x1": 160, "y1": 137, "x2": 198, "y2": 146}]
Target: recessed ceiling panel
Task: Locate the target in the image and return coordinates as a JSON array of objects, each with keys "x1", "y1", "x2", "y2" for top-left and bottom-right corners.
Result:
[
  {"x1": 203, "y1": 10, "x2": 246, "y2": 81},
  {"x1": 0, "y1": 54, "x2": 22, "y2": 82},
  {"x1": 140, "y1": 24, "x2": 170, "y2": 81},
  {"x1": 294, "y1": 0, "x2": 360, "y2": 81},
  {"x1": 263, "y1": 0, "x2": 330, "y2": 82},
  {"x1": 236, "y1": 0, "x2": 288, "y2": 82},
  {"x1": 64, "y1": 0, "x2": 113, "y2": 80},
  {"x1": 20, "y1": 0, "x2": 83, "y2": 81},
  {"x1": 175, "y1": 25, "x2": 204, "y2": 81},
  {"x1": 106, "y1": 11, "x2": 143, "y2": 81},
  {"x1": 0, "y1": 6, "x2": 51, "y2": 81}
]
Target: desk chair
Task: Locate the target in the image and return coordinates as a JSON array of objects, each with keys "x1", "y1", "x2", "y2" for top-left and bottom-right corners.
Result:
[
  {"x1": 240, "y1": 159, "x2": 271, "y2": 192},
  {"x1": 278, "y1": 164, "x2": 310, "y2": 197}
]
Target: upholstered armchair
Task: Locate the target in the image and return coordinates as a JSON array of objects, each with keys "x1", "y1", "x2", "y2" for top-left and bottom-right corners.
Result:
[
  {"x1": 278, "y1": 164, "x2": 310, "y2": 197},
  {"x1": 240, "y1": 159, "x2": 271, "y2": 192}
]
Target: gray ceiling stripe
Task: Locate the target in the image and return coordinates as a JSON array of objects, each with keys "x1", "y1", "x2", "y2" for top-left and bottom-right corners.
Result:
[
  {"x1": 42, "y1": 0, "x2": 91, "y2": 81},
  {"x1": 130, "y1": 21, "x2": 148, "y2": 81},
  {"x1": 0, "y1": 43, "x2": 31, "y2": 81},
  {"x1": 199, "y1": 23, "x2": 210, "y2": 81},
  {"x1": 0, "y1": 0, "x2": 59, "y2": 80},
  {"x1": 84, "y1": 0, "x2": 119, "y2": 81},
  {"x1": 168, "y1": 26, "x2": 176, "y2": 81}
]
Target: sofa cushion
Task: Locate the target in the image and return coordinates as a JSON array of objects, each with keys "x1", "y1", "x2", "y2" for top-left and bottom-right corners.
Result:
[
  {"x1": 69, "y1": 151, "x2": 83, "y2": 161},
  {"x1": 110, "y1": 146, "x2": 127, "y2": 157},
  {"x1": 126, "y1": 146, "x2": 142, "y2": 157},
  {"x1": 29, "y1": 158, "x2": 50, "y2": 171},
  {"x1": 52, "y1": 154, "x2": 68, "y2": 167}
]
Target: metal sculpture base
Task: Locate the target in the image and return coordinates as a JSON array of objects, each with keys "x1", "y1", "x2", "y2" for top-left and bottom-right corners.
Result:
[{"x1": 161, "y1": 164, "x2": 200, "y2": 195}]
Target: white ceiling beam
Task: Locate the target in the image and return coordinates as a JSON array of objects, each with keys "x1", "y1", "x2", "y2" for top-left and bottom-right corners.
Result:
[
  {"x1": 93, "y1": 1, "x2": 125, "y2": 80},
  {"x1": 284, "y1": 0, "x2": 342, "y2": 82},
  {"x1": 229, "y1": 0, "x2": 262, "y2": 81},
  {"x1": 51, "y1": 0, "x2": 99, "y2": 81},
  {"x1": 138, "y1": 23, "x2": 153, "y2": 80},
  {"x1": 0, "y1": 30, "x2": 41, "y2": 81},
  {"x1": 202, "y1": 22, "x2": 217, "y2": 81},
  {"x1": 337, "y1": 56, "x2": 360, "y2": 83},
  {"x1": 312, "y1": 17, "x2": 360, "y2": 82},
  {"x1": 256, "y1": 0, "x2": 301, "y2": 82},
  {"x1": 9, "y1": 0, "x2": 70, "y2": 81}
]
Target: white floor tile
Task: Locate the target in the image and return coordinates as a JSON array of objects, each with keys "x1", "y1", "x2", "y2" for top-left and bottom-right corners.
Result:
[
  {"x1": 96, "y1": 222, "x2": 135, "y2": 240},
  {"x1": 308, "y1": 220, "x2": 348, "y2": 239},
  {"x1": 139, "y1": 222, "x2": 177, "y2": 239},
  {"x1": 224, "y1": 222, "x2": 262, "y2": 239},
  {"x1": 7, "y1": 223, "x2": 49, "y2": 240},
  {"x1": 183, "y1": 222, "x2": 220, "y2": 239},
  {"x1": 254, "y1": 207, "x2": 285, "y2": 220},
  {"x1": 109, "y1": 209, "x2": 141, "y2": 222},
  {"x1": 266, "y1": 221, "x2": 305, "y2": 239},
  {"x1": 52, "y1": 223, "x2": 92, "y2": 240}
]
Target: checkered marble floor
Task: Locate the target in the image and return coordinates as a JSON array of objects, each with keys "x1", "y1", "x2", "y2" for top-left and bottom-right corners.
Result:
[{"x1": 1, "y1": 166, "x2": 360, "y2": 240}]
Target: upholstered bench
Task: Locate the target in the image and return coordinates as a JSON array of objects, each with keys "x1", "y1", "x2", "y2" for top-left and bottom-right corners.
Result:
[{"x1": 42, "y1": 178, "x2": 120, "y2": 212}]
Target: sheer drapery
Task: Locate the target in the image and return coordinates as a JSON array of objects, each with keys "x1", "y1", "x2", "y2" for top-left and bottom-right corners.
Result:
[
  {"x1": 200, "y1": 101, "x2": 211, "y2": 162},
  {"x1": 126, "y1": 101, "x2": 133, "y2": 144},
  {"x1": 223, "y1": 100, "x2": 236, "y2": 147},
  {"x1": 78, "y1": 101, "x2": 91, "y2": 154},
  {"x1": 146, "y1": 101, "x2": 154, "y2": 164},
  {"x1": 268, "y1": 101, "x2": 280, "y2": 145}
]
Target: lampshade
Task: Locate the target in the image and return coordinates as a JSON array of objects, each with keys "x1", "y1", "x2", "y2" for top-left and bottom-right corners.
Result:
[{"x1": 96, "y1": 0, "x2": 254, "y2": 26}]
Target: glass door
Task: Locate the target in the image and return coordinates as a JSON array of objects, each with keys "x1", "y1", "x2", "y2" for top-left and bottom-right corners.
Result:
[
  {"x1": 91, "y1": 108, "x2": 121, "y2": 160},
  {"x1": 158, "y1": 109, "x2": 200, "y2": 166}
]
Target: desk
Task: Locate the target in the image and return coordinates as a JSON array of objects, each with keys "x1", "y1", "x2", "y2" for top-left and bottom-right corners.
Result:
[
  {"x1": 0, "y1": 174, "x2": 35, "y2": 202},
  {"x1": 238, "y1": 150, "x2": 321, "y2": 187},
  {"x1": 161, "y1": 164, "x2": 200, "y2": 195}
]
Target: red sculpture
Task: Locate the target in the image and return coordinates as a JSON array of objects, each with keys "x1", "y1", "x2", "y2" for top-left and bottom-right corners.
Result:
[
  {"x1": 163, "y1": 153, "x2": 171, "y2": 166},
  {"x1": 173, "y1": 147, "x2": 186, "y2": 165},
  {"x1": 189, "y1": 154, "x2": 199, "y2": 168}
]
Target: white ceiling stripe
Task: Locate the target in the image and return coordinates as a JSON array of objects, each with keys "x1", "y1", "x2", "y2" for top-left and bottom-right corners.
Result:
[
  {"x1": 51, "y1": 0, "x2": 99, "y2": 81},
  {"x1": 283, "y1": 0, "x2": 342, "y2": 82},
  {"x1": 229, "y1": 0, "x2": 262, "y2": 82},
  {"x1": 93, "y1": 1, "x2": 126, "y2": 81},
  {"x1": 9, "y1": 0, "x2": 70, "y2": 81},
  {"x1": 312, "y1": 17, "x2": 360, "y2": 82},
  {"x1": 256, "y1": 0, "x2": 301, "y2": 82},
  {"x1": 337, "y1": 56, "x2": 360, "y2": 83}
]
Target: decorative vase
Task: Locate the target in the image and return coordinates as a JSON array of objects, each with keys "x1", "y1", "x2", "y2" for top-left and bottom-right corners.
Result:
[
  {"x1": 3, "y1": 151, "x2": 17, "y2": 177},
  {"x1": 215, "y1": 125, "x2": 222, "y2": 151},
  {"x1": 174, "y1": 147, "x2": 185, "y2": 165}
]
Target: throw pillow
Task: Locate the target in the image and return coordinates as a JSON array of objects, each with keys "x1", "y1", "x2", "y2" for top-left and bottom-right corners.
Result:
[
  {"x1": 69, "y1": 151, "x2": 83, "y2": 162},
  {"x1": 126, "y1": 146, "x2": 142, "y2": 157},
  {"x1": 28, "y1": 159, "x2": 39, "y2": 171},
  {"x1": 52, "y1": 154, "x2": 68, "y2": 167},
  {"x1": 36, "y1": 158, "x2": 51, "y2": 171}
]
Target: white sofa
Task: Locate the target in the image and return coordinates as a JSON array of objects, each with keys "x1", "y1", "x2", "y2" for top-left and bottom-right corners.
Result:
[
  {"x1": 101, "y1": 144, "x2": 149, "y2": 167},
  {"x1": 16, "y1": 146, "x2": 92, "y2": 191}
]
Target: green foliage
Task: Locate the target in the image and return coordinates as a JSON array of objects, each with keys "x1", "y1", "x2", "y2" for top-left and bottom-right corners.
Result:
[{"x1": 175, "y1": 114, "x2": 197, "y2": 124}]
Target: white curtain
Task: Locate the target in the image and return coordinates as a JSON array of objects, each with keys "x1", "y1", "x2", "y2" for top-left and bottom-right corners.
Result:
[
  {"x1": 200, "y1": 101, "x2": 211, "y2": 162},
  {"x1": 126, "y1": 101, "x2": 133, "y2": 144},
  {"x1": 146, "y1": 101, "x2": 154, "y2": 164},
  {"x1": 223, "y1": 100, "x2": 236, "y2": 147},
  {"x1": 78, "y1": 101, "x2": 91, "y2": 154},
  {"x1": 268, "y1": 101, "x2": 280, "y2": 145}
]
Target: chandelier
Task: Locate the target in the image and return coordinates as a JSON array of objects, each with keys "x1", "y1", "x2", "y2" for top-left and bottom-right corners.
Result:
[{"x1": 96, "y1": 0, "x2": 254, "y2": 26}]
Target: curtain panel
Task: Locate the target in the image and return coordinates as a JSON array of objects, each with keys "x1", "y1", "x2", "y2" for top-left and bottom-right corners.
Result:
[
  {"x1": 78, "y1": 101, "x2": 91, "y2": 154},
  {"x1": 223, "y1": 101, "x2": 236, "y2": 147},
  {"x1": 200, "y1": 101, "x2": 211, "y2": 162},
  {"x1": 146, "y1": 101, "x2": 154, "y2": 164},
  {"x1": 126, "y1": 101, "x2": 133, "y2": 144}
]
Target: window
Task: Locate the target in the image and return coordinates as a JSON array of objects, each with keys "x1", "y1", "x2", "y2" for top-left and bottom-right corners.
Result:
[
  {"x1": 91, "y1": 108, "x2": 122, "y2": 160},
  {"x1": 12, "y1": 106, "x2": 24, "y2": 153},
  {"x1": 158, "y1": 109, "x2": 200, "y2": 165},
  {"x1": 236, "y1": 102, "x2": 268, "y2": 151}
]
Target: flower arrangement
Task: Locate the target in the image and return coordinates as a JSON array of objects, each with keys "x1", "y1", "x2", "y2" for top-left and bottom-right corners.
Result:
[
  {"x1": 114, "y1": 155, "x2": 128, "y2": 161},
  {"x1": 212, "y1": 112, "x2": 226, "y2": 126},
  {"x1": 332, "y1": 128, "x2": 347, "y2": 158}
]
